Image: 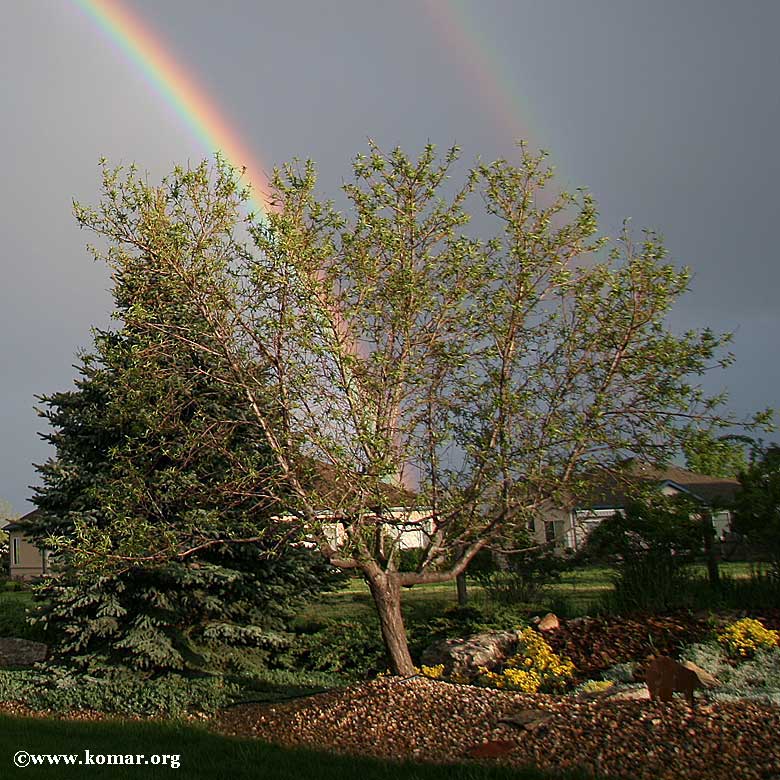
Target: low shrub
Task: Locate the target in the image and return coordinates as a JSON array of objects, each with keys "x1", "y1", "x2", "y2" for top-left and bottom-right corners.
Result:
[
  {"x1": 406, "y1": 604, "x2": 529, "y2": 664},
  {"x1": 0, "y1": 668, "x2": 239, "y2": 717},
  {"x1": 276, "y1": 619, "x2": 388, "y2": 679},
  {"x1": 3, "y1": 580, "x2": 25, "y2": 592},
  {"x1": 469, "y1": 549, "x2": 571, "y2": 606},
  {"x1": 573, "y1": 679, "x2": 614, "y2": 695},
  {"x1": 604, "y1": 555, "x2": 696, "y2": 614},
  {"x1": 0, "y1": 593, "x2": 43, "y2": 641},
  {"x1": 601, "y1": 662, "x2": 637, "y2": 684},
  {"x1": 582, "y1": 494, "x2": 704, "y2": 614},
  {"x1": 397, "y1": 548, "x2": 426, "y2": 573}
]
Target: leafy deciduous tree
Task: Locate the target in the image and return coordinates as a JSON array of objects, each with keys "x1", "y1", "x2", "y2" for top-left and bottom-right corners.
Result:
[
  {"x1": 682, "y1": 430, "x2": 753, "y2": 478},
  {"x1": 66, "y1": 145, "x2": 762, "y2": 674}
]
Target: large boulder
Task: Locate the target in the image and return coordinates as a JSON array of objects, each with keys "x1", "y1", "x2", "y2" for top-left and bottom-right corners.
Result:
[
  {"x1": 420, "y1": 630, "x2": 521, "y2": 680},
  {"x1": 0, "y1": 638, "x2": 48, "y2": 668}
]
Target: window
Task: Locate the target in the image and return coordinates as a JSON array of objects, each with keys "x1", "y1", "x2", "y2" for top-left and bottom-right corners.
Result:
[
  {"x1": 544, "y1": 520, "x2": 565, "y2": 545},
  {"x1": 12, "y1": 537, "x2": 20, "y2": 567}
]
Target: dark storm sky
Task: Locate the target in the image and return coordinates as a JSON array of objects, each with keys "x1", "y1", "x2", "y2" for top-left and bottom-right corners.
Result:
[{"x1": 1, "y1": 0, "x2": 778, "y2": 513}]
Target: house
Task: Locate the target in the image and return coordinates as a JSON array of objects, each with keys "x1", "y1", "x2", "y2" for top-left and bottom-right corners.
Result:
[
  {"x1": 530, "y1": 462, "x2": 740, "y2": 552},
  {"x1": 4, "y1": 510, "x2": 51, "y2": 581},
  {"x1": 290, "y1": 460, "x2": 433, "y2": 553}
]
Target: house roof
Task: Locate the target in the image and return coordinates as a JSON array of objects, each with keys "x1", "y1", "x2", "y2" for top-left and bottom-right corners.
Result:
[
  {"x1": 2, "y1": 509, "x2": 41, "y2": 532},
  {"x1": 573, "y1": 461, "x2": 740, "y2": 510}
]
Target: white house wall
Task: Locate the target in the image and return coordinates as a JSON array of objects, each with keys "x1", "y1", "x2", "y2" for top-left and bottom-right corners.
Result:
[{"x1": 320, "y1": 509, "x2": 434, "y2": 551}]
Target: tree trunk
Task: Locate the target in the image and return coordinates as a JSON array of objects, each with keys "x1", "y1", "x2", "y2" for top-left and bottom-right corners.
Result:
[
  {"x1": 365, "y1": 569, "x2": 416, "y2": 676},
  {"x1": 456, "y1": 572, "x2": 468, "y2": 606},
  {"x1": 702, "y1": 512, "x2": 721, "y2": 588}
]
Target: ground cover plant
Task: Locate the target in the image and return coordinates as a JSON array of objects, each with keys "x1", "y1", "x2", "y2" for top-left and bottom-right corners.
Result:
[
  {"x1": 0, "y1": 670, "x2": 237, "y2": 718},
  {"x1": 477, "y1": 627, "x2": 575, "y2": 692},
  {"x1": 682, "y1": 637, "x2": 780, "y2": 704}
]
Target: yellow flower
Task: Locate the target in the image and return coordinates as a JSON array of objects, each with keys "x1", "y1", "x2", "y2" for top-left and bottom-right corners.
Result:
[
  {"x1": 717, "y1": 618, "x2": 778, "y2": 659},
  {"x1": 420, "y1": 664, "x2": 445, "y2": 679},
  {"x1": 479, "y1": 627, "x2": 575, "y2": 693}
]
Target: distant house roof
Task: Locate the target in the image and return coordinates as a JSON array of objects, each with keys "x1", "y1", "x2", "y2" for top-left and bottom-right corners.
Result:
[
  {"x1": 2, "y1": 509, "x2": 41, "y2": 533},
  {"x1": 573, "y1": 461, "x2": 740, "y2": 510}
]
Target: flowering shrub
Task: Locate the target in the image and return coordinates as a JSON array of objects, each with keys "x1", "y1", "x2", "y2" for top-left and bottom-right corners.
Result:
[
  {"x1": 717, "y1": 618, "x2": 779, "y2": 659},
  {"x1": 419, "y1": 664, "x2": 445, "y2": 679},
  {"x1": 479, "y1": 627, "x2": 575, "y2": 693}
]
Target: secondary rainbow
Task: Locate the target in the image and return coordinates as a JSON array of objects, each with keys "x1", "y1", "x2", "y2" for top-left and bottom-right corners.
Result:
[
  {"x1": 73, "y1": 0, "x2": 272, "y2": 218},
  {"x1": 421, "y1": 0, "x2": 539, "y2": 147}
]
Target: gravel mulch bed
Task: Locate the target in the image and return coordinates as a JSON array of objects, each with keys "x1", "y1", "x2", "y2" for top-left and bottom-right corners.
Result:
[
  {"x1": 213, "y1": 677, "x2": 780, "y2": 780},
  {"x1": 0, "y1": 701, "x2": 108, "y2": 722}
]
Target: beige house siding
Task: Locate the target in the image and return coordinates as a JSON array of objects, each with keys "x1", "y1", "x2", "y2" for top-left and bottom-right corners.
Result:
[
  {"x1": 528, "y1": 505, "x2": 572, "y2": 549},
  {"x1": 9, "y1": 529, "x2": 48, "y2": 581}
]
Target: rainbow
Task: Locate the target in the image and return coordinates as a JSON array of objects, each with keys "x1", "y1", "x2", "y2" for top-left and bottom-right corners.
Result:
[
  {"x1": 73, "y1": 0, "x2": 272, "y2": 219},
  {"x1": 74, "y1": 0, "x2": 536, "y2": 220},
  {"x1": 420, "y1": 0, "x2": 538, "y2": 148}
]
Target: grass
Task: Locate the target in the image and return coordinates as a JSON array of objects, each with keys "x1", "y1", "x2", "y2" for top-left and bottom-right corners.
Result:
[
  {"x1": 0, "y1": 714, "x2": 590, "y2": 780},
  {"x1": 298, "y1": 578, "x2": 464, "y2": 627},
  {"x1": 0, "y1": 563, "x2": 763, "y2": 644},
  {"x1": 299, "y1": 561, "x2": 763, "y2": 628},
  {"x1": 299, "y1": 567, "x2": 616, "y2": 628}
]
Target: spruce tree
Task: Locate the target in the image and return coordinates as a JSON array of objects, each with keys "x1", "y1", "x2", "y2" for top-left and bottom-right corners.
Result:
[{"x1": 29, "y1": 162, "x2": 337, "y2": 673}]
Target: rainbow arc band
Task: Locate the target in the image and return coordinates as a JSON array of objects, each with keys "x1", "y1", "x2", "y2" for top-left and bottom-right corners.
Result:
[{"x1": 74, "y1": 0, "x2": 271, "y2": 220}]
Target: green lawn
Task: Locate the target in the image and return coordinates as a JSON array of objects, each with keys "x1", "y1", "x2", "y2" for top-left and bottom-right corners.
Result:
[
  {"x1": 0, "y1": 714, "x2": 587, "y2": 780},
  {"x1": 299, "y1": 578, "x2": 465, "y2": 627},
  {"x1": 300, "y1": 567, "x2": 614, "y2": 627},
  {"x1": 300, "y1": 561, "x2": 760, "y2": 627},
  {"x1": 0, "y1": 563, "x2": 761, "y2": 642}
]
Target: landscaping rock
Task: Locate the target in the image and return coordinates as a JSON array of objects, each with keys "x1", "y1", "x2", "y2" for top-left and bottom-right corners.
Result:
[
  {"x1": 0, "y1": 638, "x2": 47, "y2": 668},
  {"x1": 420, "y1": 630, "x2": 520, "y2": 679},
  {"x1": 465, "y1": 739, "x2": 516, "y2": 759},
  {"x1": 607, "y1": 685, "x2": 652, "y2": 701},
  {"x1": 498, "y1": 709, "x2": 553, "y2": 730},
  {"x1": 545, "y1": 614, "x2": 712, "y2": 677},
  {"x1": 536, "y1": 613, "x2": 560, "y2": 632},
  {"x1": 680, "y1": 661, "x2": 721, "y2": 689}
]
